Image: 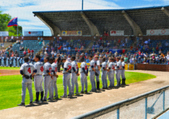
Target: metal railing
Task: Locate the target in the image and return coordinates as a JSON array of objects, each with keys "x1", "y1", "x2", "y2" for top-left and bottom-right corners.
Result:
[{"x1": 72, "y1": 85, "x2": 169, "y2": 119}]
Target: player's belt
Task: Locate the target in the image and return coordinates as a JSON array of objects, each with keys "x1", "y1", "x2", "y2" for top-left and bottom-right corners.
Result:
[{"x1": 35, "y1": 74, "x2": 42, "y2": 76}]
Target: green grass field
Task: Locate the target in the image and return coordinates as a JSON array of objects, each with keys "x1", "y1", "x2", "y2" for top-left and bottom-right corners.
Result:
[
  {"x1": 0, "y1": 66, "x2": 20, "y2": 70},
  {"x1": 0, "y1": 71, "x2": 156, "y2": 110}
]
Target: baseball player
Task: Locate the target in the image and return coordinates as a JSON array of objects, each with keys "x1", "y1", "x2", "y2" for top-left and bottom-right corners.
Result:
[
  {"x1": 19, "y1": 57, "x2": 23, "y2": 66},
  {"x1": 95, "y1": 55, "x2": 100, "y2": 90},
  {"x1": 115, "y1": 57, "x2": 122, "y2": 87},
  {"x1": 71, "y1": 56, "x2": 80, "y2": 95},
  {"x1": 43, "y1": 56, "x2": 53, "y2": 101},
  {"x1": 33, "y1": 54, "x2": 44, "y2": 103},
  {"x1": 62, "y1": 58, "x2": 72, "y2": 98},
  {"x1": 6, "y1": 57, "x2": 9, "y2": 67},
  {"x1": 9, "y1": 57, "x2": 13, "y2": 67},
  {"x1": 0, "y1": 56, "x2": 1, "y2": 66},
  {"x1": 107, "y1": 57, "x2": 116, "y2": 88},
  {"x1": 1, "y1": 56, "x2": 4, "y2": 67},
  {"x1": 18, "y1": 56, "x2": 34, "y2": 106},
  {"x1": 89, "y1": 56, "x2": 96, "y2": 92},
  {"x1": 51, "y1": 57, "x2": 59, "y2": 99},
  {"x1": 121, "y1": 57, "x2": 126, "y2": 85},
  {"x1": 80, "y1": 57, "x2": 88, "y2": 93},
  {"x1": 17, "y1": 56, "x2": 20, "y2": 67},
  {"x1": 13, "y1": 56, "x2": 16, "y2": 67},
  {"x1": 101, "y1": 57, "x2": 108, "y2": 89}
]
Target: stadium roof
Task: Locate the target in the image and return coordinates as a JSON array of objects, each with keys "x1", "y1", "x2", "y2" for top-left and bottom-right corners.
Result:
[{"x1": 33, "y1": 5, "x2": 169, "y2": 36}]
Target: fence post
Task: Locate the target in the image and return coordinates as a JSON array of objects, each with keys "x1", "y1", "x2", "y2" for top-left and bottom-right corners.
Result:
[
  {"x1": 145, "y1": 97, "x2": 147, "y2": 119},
  {"x1": 163, "y1": 90, "x2": 165, "y2": 111},
  {"x1": 117, "y1": 108, "x2": 120, "y2": 119}
]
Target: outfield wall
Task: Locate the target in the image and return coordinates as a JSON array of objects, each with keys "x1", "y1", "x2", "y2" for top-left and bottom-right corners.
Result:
[{"x1": 135, "y1": 64, "x2": 169, "y2": 71}]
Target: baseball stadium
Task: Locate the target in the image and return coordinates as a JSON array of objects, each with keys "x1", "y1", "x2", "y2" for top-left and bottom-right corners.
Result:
[{"x1": 1, "y1": 1, "x2": 169, "y2": 119}]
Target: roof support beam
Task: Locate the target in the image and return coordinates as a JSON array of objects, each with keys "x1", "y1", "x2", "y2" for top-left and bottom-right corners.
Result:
[
  {"x1": 161, "y1": 7, "x2": 169, "y2": 17},
  {"x1": 34, "y1": 14, "x2": 61, "y2": 36},
  {"x1": 122, "y1": 11, "x2": 143, "y2": 36},
  {"x1": 81, "y1": 12, "x2": 100, "y2": 36}
]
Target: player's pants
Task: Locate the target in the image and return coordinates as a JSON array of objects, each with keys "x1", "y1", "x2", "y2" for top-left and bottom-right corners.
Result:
[
  {"x1": 13, "y1": 61, "x2": 16, "y2": 67},
  {"x1": 21, "y1": 78, "x2": 33, "y2": 103},
  {"x1": 121, "y1": 70, "x2": 125, "y2": 79},
  {"x1": 1, "y1": 60, "x2": 4, "y2": 66},
  {"x1": 71, "y1": 72, "x2": 78, "y2": 94},
  {"x1": 108, "y1": 71, "x2": 114, "y2": 87},
  {"x1": 34, "y1": 75, "x2": 43, "y2": 92},
  {"x1": 51, "y1": 76, "x2": 58, "y2": 98},
  {"x1": 116, "y1": 70, "x2": 121, "y2": 86},
  {"x1": 90, "y1": 71, "x2": 96, "y2": 91},
  {"x1": 44, "y1": 76, "x2": 52, "y2": 100},
  {"x1": 6, "y1": 60, "x2": 9, "y2": 67},
  {"x1": 63, "y1": 73, "x2": 71, "y2": 97},
  {"x1": 101, "y1": 70, "x2": 107, "y2": 88},
  {"x1": 80, "y1": 73, "x2": 88, "y2": 92},
  {"x1": 95, "y1": 70, "x2": 100, "y2": 82},
  {"x1": 17, "y1": 61, "x2": 20, "y2": 67}
]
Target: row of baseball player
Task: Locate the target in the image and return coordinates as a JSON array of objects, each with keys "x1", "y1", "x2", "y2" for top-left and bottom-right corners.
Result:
[
  {"x1": 18, "y1": 54, "x2": 126, "y2": 106},
  {"x1": 0, "y1": 56, "x2": 25, "y2": 67}
]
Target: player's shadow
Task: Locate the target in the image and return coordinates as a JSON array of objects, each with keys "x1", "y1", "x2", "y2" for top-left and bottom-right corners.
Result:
[
  {"x1": 69, "y1": 96, "x2": 77, "y2": 99},
  {"x1": 85, "y1": 92, "x2": 92, "y2": 95},
  {"x1": 76, "y1": 94, "x2": 83, "y2": 97}
]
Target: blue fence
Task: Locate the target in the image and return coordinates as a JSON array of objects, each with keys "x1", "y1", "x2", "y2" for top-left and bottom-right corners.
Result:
[{"x1": 72, "y1": 86, "x2": 169, "y2": 119}]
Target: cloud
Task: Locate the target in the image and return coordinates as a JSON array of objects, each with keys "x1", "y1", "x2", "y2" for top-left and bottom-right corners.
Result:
[
  {"x1": 0, "y1": 0, "x2": 122, "y2": 36},
  {"x1": 17, "y1": 2, "x2": 38, "y2": 7}
]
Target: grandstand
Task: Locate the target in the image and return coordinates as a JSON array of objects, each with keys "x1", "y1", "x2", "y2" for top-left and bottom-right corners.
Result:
[
  {"x1": 10, "y1": 40, "x2": 49, "y2": 57},
  {"x1": 33, "y1": 5, "x2": 169, "y2": 36}
]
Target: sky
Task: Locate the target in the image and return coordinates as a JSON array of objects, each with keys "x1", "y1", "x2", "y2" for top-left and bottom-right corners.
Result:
[{"x1": 0, "y1": 0, "x2": 169, "y2": 36}]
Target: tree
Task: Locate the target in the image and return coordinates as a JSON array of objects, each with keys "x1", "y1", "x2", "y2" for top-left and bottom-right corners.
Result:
[{"x1": 0, "y1": 9, "x2": 22, "y2": 36}]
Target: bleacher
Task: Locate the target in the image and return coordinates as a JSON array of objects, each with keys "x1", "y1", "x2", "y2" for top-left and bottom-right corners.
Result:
[{"x1": 11, "y1": 40, "x2": 49, "y2": 56}]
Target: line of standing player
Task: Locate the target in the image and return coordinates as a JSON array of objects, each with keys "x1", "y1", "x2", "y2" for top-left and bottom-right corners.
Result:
[{"x1": 18, "y1": 54, "x2": 126, "y2": 106}]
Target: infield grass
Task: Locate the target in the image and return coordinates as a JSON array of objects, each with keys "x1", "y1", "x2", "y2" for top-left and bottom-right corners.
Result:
[{"x1": 0, "y1": 71, "x2": 156, "y2": 110}]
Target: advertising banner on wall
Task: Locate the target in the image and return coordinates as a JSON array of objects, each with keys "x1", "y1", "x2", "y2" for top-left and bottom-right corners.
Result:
[
  {"x1": 0, "y1": 31, "x2": 9, "y2": 36},
  {"x1": 24, "y1": 31, "x2": 43, "y2": 36},
  {"x1": 146, "y1": 29, "x2": 169, "y2": 35},
  {"x1": 62, "y1": 31, "x2": 82, "y2": 36},
  {"x1": 110, "y1": 30, "x2": 124, "y2": 36}
]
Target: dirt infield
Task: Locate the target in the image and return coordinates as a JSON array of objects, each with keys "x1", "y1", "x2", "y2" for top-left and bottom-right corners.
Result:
[
  {"x1": 0, "y1": 70, "x2": 169, "y2": 119},
  {"x1": 0, "y1": 69, "x2": 63, "y2": 76}
]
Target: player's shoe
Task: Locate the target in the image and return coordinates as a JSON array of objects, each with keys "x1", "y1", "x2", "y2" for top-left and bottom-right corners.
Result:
[
  {"x1": 75, "y1": 93, "x2": 80, "y2": 96},
  {"x1": 55, "y1": 96, "x2": 59, "y2": 100},
  {"x1": 61, "y1": 95, "x2": 67, "y2": 98},
  {"x1": 17, "y1": 103, "x2": 25, "y2": 106},
  {"x1": 29, "y1": 101, "x2": 33, "y2": 105},
  {"x1": 84, "y1": 90, "x2": 88, "y2": 93},
  {"x1": 80, "y1": 91, "x2": 84, "y2": 94},
  {"x1": 33, "y1": 100, "x2": 39, "y2": 104}
]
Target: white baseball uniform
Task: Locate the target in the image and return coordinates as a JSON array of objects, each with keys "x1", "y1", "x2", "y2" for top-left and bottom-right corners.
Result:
[
  {"x1": 80, "y1": 62, "x2": 88, "y2": 92},
  {"x1": 51, "y1": 62, "x2": 58, "y2": 98},
  {"x1": 34, "y1": 61, "x2": 44, "y2": 92},
  {"x1": 101, "y1": 61, "x2": 107, "y2": 88},
  {"x1": 108, "y1": 62, "x2": 116, "y2": 87},
  {"x1": 89, "y1": 59, "x2": 96, "y2": 91},
  {"x1": 43, "y1": 62, "x2": 52, "y2": 100},
  {"x1": 20, "y1": 62, "x2": 34, "y2": 103},
  {"x1": 71, "y1": 61, "x2": 79, "y2": 94},
  {"x1": 63, "y1": 61, "x2": 72, "y2": 97}
]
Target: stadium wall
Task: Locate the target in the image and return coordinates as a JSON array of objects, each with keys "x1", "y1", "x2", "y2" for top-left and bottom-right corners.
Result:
[
  {"x1": 1, "y1": 35, "x2": 169, "y2": 41},
  {"x1": 135, "y1": 64, "x2": 169, "y2": 71}
]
